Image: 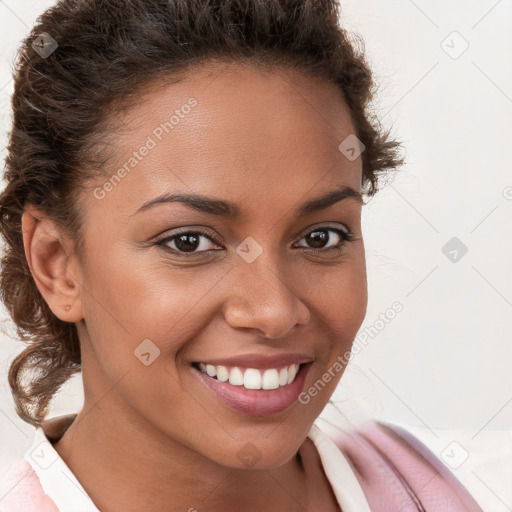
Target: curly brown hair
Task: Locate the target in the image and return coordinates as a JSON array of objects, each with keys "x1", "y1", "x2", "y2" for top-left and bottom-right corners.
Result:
[{"x1": 0, "y1": 0, "x2": 403, "y2": 428}]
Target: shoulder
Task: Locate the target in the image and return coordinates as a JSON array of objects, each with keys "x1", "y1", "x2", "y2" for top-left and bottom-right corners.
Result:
[
  {"x1": 388, "y1": 421, "x2": 512, "y2": 512},
  {"x1": 0, "y1": 458, "x2": 58, "y2": 512},
  {"x1": 317, "y1": 417, "x2": 491, "y2": 511}
]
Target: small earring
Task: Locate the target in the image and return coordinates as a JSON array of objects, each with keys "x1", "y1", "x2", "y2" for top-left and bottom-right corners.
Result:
[{"x1": 63, "y1": 305, "x2": 71, "y2": 312}]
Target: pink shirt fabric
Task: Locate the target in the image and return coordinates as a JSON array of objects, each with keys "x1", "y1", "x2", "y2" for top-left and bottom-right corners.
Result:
[{"x1": 329, "y1": 420, "x2": 483, "y2": 511}]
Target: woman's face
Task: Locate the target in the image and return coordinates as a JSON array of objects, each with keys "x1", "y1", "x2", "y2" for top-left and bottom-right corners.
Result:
[{"x1": 75, "y1": 61, "x2": 367, "y2": 469}]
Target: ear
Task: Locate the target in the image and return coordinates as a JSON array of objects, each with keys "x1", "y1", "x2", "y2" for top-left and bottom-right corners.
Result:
[{"x1": 21, "y1": 203, "x2": 84, "y2": 323}]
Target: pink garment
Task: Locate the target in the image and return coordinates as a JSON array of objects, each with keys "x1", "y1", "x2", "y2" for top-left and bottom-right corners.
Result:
[
  {"x1": 330, "y1": 420, "x2": 483, "y2": 511},
  {"x1": 0, "y1": 419, "x2": 483, "y2": 511},
  {"x1": 0, "y1": 458, "x2": 58, "y2": 512}
]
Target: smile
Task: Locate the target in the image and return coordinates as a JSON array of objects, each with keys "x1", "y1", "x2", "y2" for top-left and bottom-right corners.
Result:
[
  {"x1": 191, "y1": 358, "x2": 313, "y2": 416},
  {"x1": 195, "y1": 362, "x2": 300, "y2": 390}
]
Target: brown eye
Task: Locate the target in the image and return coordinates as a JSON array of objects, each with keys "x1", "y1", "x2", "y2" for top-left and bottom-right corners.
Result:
[
  {"x1": 154, "y1": 225, "x2": 354, "y2": 258},
  {"x1": 294, "y1": 227, "x2": 354, "y2": 252},
  {"x1": 155, "y1": 230, "x2": 222, "y2": 255}
]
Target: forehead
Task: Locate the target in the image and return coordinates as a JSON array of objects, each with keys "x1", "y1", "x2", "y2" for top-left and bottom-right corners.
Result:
[{"x1": 87, "y1": 61, "x2": 362, "y2": 219}]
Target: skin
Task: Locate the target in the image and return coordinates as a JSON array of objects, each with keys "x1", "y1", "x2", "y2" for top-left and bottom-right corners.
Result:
[{"x1": 21, "y1": 61, "x2": 367, "y2": 512}]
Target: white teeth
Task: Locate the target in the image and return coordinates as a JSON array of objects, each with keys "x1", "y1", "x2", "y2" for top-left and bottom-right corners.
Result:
[
  {"x1": 244, "y1": 368, "x2": 262, "y2": 389},
  {"x1": 196, "y1": 362, "x2": 303, "y2": 390},
  {"x1": 217, "y1": 365, "x2": 229, "y2": 382},
  {"x1": 279, "y1": 368, "x2": 288, "y2": 386},
  {"x1": 287, "y1": 364, "x2": 298, "y2": 384},
  {"x1": 228, "y1": 367, "x2": 244, "y2": 386},
  {"x1": 261, "y1": 369, "x2": 280, "y2": 390}
]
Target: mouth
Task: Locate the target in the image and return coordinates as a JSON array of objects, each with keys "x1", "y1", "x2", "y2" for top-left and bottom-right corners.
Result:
[
  {"x1": 192, "y1": 361, "x2": 304, "y2": 390},
  {"x1": 191, "y1": 359, "x2": 313, "y2": 416}
]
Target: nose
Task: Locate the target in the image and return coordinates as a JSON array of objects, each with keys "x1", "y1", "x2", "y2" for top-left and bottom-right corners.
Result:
[{"x1": 222, "y1": 258, "x2": 311, "y2": 339}]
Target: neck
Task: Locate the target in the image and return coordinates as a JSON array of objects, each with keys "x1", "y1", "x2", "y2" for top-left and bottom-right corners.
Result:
[{"x1": 52, "y1": 398, "x2": 308, "y2": 512}]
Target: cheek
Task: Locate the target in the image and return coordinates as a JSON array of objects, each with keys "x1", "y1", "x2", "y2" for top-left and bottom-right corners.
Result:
[
  {"x1": 298, "y1": 263, "x2": 367, "y2": 414},
  {"x1": 78, "y1": 255, "x2": 199, "y2": 423},
  {"x1": 309, "y1": 254, "x2": 367, "y2": 338},
  {"x1": 81, "y1": 246, "x2": 201, "y2": 344}
]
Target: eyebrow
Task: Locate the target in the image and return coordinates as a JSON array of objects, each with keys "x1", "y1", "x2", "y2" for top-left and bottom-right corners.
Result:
[{"x1": 132, "y1": 184, "x2": 363, "y2": 218}]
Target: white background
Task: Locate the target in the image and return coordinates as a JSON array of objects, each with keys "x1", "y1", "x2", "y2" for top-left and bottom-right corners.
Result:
[{"x1": 0, "y1": 0, "x2": 511, "y2": 495}]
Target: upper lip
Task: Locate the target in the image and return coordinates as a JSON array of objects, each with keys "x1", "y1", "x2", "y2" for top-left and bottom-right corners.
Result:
[{"x1": 193, "y1": 353, "x2": 313, "y2": 370}]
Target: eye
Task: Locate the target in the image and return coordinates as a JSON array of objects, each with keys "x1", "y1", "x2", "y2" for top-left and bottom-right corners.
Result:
[
  {"x1": 154, "y1": 229, "x2": 221, "y2": 255},
  {"x1": 294, "y1": 226, "x2": 354, "y2": 252},
  {"x1": 154, "y1": 225, "x2": 354, "y2": 257}
]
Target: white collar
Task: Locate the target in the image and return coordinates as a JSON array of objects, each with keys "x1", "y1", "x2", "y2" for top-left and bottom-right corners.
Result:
[
  {"x1": 24, "y1": 425, "x2": 99, "y2": 511},
  {"x1": 307, "y1": 424, "x2": 371, "y2": 511},
  {"x1": 25, "y1": 420, "x2": 370, "y2": 512}
]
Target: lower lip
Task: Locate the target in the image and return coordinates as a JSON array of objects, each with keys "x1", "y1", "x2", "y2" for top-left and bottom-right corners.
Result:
[{"x1": 193, "y1": 363, "x2": 312, "y2": 416}]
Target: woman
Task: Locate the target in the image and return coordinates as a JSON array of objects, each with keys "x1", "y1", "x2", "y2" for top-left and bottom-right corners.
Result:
[{"x1": 0, "y1": 0, "x2": 487, "y2": 510}]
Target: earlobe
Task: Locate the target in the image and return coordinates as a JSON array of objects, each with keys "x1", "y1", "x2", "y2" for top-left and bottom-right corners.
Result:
[{"x1": 21, "y1": 203, "x2": 83, "y2": 323}]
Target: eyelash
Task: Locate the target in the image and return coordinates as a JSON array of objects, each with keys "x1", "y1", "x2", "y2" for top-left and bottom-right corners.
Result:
[{"x1": 153, "y1": 225, "x2": 355, "y2": 257}]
